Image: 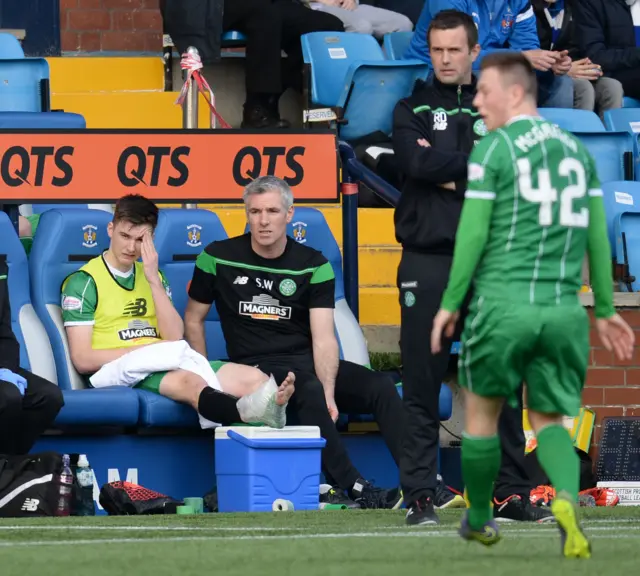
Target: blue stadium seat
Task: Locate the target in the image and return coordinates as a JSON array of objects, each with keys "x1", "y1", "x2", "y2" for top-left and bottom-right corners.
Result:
[
  {"x1": 603, "y1": 109, "x2": 640, "y2": 169},
  {"x1": 0, "y1": 59, "x2": 50, "y2": 112},
  {"x1": 541, "y1": 108, "x2": 605, "y2": 132},
  {"x1": 139, "y1": 208, "x2": 230, "y2": 428},
  {"x1": 0, "y1": 211, "x2": 57, "y2": 382},
  {"x1": 29, "y1": 208, "x2": 112, "y2": 390},
  {"x1": 301, "y1": 32, "x2": 428, "y2": 141},
  {"x1": 575, "y1": 131, "x2": 637, "y2": 182},
  {"x1": 0, "y1": 33, "x2": 24, "y2": 59},
  {"x1": 602, "y1": 181, "x2": 640, "y2": 292},
  {"x1": 624, "y1": 97, "x2": 640, "y2": 108},
  {"x1": 0, "y1": 111, "x2": 85, "y2": 129},
  {"x1": 27, "y1": 208, "x2": 141, "y2": 425},
  {"x1": 30, "y1": 204, "x2": 113, "y2": 215},
  {"x1": 383, "y1": 31, "x2": 413, "y2": 60},
  {"x1": 55, "y1": 388, "x2": 140, "y2": 427},
  {"x1": 154, "y1": 208, "x2": 230, "y2": 360},
  {"x1": 603, "y1": 108, "x2": 640, "y2": 133}
]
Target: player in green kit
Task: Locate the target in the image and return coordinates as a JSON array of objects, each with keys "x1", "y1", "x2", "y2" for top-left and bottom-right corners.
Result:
[{"x1": 430, "y1": 52, "x2": 635, "y2": 559}]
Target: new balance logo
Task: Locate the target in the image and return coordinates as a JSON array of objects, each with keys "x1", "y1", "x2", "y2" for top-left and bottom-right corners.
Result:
[
  {"x1": 233, "y1": 276, "x2": 249, "y2": 285},
  {"x1": 21, "y1": 498, "x2": 39, "y2": 512},
  {"x1": 123, "y1": 298, "x2": 148, "y2": 317}
]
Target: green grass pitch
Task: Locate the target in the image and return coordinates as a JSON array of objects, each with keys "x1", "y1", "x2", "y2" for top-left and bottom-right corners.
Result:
[{"x1": 0, "y1": 507, "x2": 638, "y2": 576}]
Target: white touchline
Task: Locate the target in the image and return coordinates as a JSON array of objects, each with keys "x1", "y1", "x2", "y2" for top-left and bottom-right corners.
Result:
[
  {"x1": 0, "y1": 526, "x2": 298, "y2": 532},
  {"x1": 0, "y1": 527, "x2": 638, "y2": 548},
  {"x1": 0, "y1": 519, "x2": 634, "y2": 533}
]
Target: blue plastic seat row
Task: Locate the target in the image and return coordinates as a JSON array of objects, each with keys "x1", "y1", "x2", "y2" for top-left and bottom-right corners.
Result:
[
  {"x1": 301, "y1": 31, "x2": 428, "y2": 141},
  {"x1": 602, "y1": 181, "x2": 640, "y2": 293},
  {"x1": 1, "y1": 206, "x2": 455, "y2": 430},
  {"x1": 0, "y1": 33, "x2": 51, "y2": 113}
]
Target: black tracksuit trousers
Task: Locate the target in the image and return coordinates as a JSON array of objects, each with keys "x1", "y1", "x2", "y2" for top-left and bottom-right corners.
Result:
[
  {"x1": 397, "y1": 251, "x2": 532, "y2": 503},
  {"x1": 0, "y1": 369, "x2": 64, "y2": 456}
]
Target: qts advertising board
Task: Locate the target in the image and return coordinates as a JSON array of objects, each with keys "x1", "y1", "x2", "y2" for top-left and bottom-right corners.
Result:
[{"x1": 0, "y1": 131, "x2": 339, "y2": 203}]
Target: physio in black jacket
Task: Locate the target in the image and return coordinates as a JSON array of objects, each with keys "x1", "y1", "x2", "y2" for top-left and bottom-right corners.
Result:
[
  {"x1": 393, "y1": 9, "x2": 553, "y2": 527},
  {"x1": 0, "y1": 256, "x2": 63, "y2": 455}
]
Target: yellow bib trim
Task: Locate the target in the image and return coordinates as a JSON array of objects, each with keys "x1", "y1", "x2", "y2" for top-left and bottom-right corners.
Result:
[{"x1": 81, "y1": 255, "x2": 161, "y2": 350}]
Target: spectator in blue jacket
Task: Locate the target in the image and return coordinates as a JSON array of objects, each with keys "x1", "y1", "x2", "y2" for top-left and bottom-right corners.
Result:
[{"x1": 403, "y1": 0, "x2": 574, "y2": 108}]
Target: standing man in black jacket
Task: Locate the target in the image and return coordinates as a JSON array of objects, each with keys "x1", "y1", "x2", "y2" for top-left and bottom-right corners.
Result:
[
  {"x1": 393, "y1": 9, "x2": 554, "y2": 526},
  {"x1": 0, "y1": 255, "x2": 63, "y2": 455}
]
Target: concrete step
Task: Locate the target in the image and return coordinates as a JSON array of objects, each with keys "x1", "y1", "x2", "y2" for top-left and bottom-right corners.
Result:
[
  {"x1": 51, "y1": 91, "x2": 211, "y2": 129},
  {"x1": 359, "y1": 248, "x2": 400, "y2": 287},
  {"x1": 360, "y1": 288, "x2": 399, "y2": 326},
  {"x1": 47, "y1": 56, "x2": 164, "y2": 94}
]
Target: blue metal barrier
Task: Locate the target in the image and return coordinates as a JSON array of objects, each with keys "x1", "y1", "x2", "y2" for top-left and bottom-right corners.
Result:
[
  {"x1": 338, "y1": 141, "x2": 461, "y2": 356},
  {"x1": 338, "y1": 141, "x2": 401, "y2": 321}
]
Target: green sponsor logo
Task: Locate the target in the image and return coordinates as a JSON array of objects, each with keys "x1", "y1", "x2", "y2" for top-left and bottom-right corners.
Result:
[
  {"x1": 279, "y1": 278, "x2": 297, "y2": 297},
  {"x1": 474, "y1": 119, "x2": 488, "y2": 136}
]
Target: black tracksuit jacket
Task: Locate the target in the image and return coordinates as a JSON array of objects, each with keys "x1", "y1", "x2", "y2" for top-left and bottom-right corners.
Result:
[{"x1": 392, "y1": 75, "x2": 484, "y2": 256}]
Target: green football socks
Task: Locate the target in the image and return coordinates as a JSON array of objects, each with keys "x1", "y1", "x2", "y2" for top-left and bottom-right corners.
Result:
[
  {"x1": 535, "y1": 424, "x2": 579, "y2": 502},
  {"x1": 462, "y1": 433, "x2": 501, "y2": 530}
]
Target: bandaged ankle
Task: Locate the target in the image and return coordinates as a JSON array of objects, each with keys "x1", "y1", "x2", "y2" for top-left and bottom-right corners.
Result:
[{"x1": 236, "y1": 374, "x2": 287, "y2": 429}]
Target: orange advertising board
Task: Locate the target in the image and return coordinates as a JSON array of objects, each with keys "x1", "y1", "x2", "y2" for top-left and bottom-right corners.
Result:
[{"x1": 0, "y1": 130, "x2": 339, "y2": 203}]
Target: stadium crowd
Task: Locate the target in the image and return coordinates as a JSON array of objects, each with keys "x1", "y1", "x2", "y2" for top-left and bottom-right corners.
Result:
[{"x1": 161, "y1": 0, "x2": 640, "y2": 127}]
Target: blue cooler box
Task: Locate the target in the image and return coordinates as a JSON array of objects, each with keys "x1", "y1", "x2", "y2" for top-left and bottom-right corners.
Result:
[{"x1": 214, "y1": 426, "x2": 327, "y2": 512}]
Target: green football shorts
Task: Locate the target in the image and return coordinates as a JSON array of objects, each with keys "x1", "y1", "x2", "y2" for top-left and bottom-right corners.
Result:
[
  {"x1": 135, "y1": 360, "x2": 228, "y2": 394},
  {"x1": 457, "y1": 297, "x2": 589, "y2": 417}
]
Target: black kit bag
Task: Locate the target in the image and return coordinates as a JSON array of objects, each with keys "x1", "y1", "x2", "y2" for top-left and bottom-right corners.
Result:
[{"x1": 0, "y1": 451, "x2": 65, "y2": 517}]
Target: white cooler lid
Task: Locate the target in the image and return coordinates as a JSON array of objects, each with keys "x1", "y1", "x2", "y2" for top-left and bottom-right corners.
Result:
[{"x1": 215, "y1": 425, "x2": 321, "y2": 440}]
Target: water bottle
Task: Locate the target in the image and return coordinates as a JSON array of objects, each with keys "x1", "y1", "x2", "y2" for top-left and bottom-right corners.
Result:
[
  {"x1": 55, "y1": 454, "x2": 73, "y2": 517},
  {"x1": 75, "y1": 454, "x2": 96, "y2": 516}
]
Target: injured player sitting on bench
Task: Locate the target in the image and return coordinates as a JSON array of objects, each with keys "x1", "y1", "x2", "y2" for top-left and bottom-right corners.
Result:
[{"x1": 61, "y1": 193, "x2": 294, "y2": 428}]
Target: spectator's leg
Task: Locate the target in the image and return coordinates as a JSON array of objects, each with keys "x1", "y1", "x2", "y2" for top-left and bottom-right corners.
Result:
[
  {"x1": 309, "y1": 3, "x2": 373, "y2": 35},
  {"x1": 333, "y1": 360, "x2": 405, "y2": 466},
  {"x1": 613, "y1": 68, "x2": 640, "y2": 101},
  {"x1": 537, "y1": 72, "x2": 574, "y2": 109},
  {"x1": 274, "y1": 0, "x2": 344, "y2": 96},
  {"x1": 571, "y1": 78, "x2": 596, "y2": 111},
  {"x1": 355, "y1": 5, "x2": 414, "y2": 39},
  {"x1": 223, "y1": 0, "x2": 290, "y2": 128},
  {"x1": 361, "y1": 0, "x2": 425, "y2": 25},
  {"x1": 594, "y1": 77, "x2": 624, "y2": 119},
  {"x1": 11, "y1": 369, "x2": 64, "y2": 455}
]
